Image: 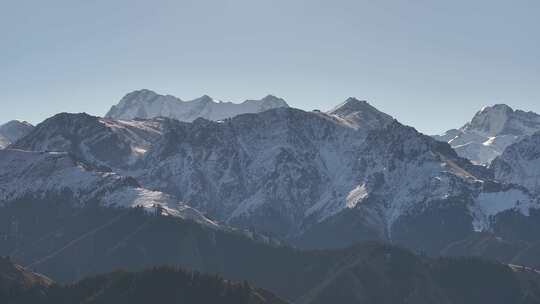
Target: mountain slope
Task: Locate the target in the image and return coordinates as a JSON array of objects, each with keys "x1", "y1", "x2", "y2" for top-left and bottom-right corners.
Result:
[
  {"x1": 295, "y1": 121, "x2": 538, "y2": 252},
  {"x1": 294, "y1": 245, "x2": 540, "y2": 304},
  {"x1": 10, "y1": 113, "x2": 167, "y2": 170},
  {"x1": 0, "y1": 120, "x2": 33, "y2": 149},
  {"x1": 1, "y1": 204, "x2": 540, "y2": 304},
  {"x1": 45, "y1": 267, "x2": 288, "y2": 304},
  {"x1": 327, "y1": 97, "x2": 393, "y2": 129},
  {"x1": 433, "y1": 104, "x2": 540, "y2": 165},
  {"x1": 105, "y1": 89, "x2": 289, "y2": 121},
  {"x1": 0, "y1": 149, "x2": 216, "y2": 226},
  {"x1": 491, "y1": 131, "x2": 540, "y2": 195}
]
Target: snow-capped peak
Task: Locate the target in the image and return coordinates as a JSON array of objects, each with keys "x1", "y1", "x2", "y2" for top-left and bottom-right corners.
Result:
[
  {"x1": 327, "y1": 97, "x2": 393, "y2": 130},
  {"x1": 433, "y1": 104, "x2": 540, "y2": 165},
  {"x1": 464, "y1": 103, "x2": 540, "y2": 137},
  {"x1": 105, "y1": 89, "x2": 289, "y2": 121},
  {"x1": 466, "y1": 104, "x2": 514, "y2": 136}
]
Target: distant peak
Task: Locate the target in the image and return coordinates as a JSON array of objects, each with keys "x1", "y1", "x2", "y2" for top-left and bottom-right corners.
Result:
[
  {"x1": 345, "y1": 97, "x2": 368, "y2": 104},
  {"x1": 344, "y1": 97, "x2": 370, "y2": 108},
  {"x1": 262, "y1": 94, "x2": 281, "y2": 101},
  {"x1": 0, "y1": 119, "x2": 35, "y2": 146},
  {"x1": 1, "y1": 120, "x2": 33, "y2": 128},
  {"x1": 328, "y1": 98, "x2": 393, "y2": 130},
  {"x1": 193, "y1": 95, "x2": 215, "y2": 103},
  {"x1": 479, "y1": 104, "x2": 513, "y2": 114},
  {"x1": 125, "y1": 89, "x2": 159, "y2": 98},
  {"x1": 39, "y1": 113, "x2": 100, "y2": 128},
  {"x1": 464, "y1": 103, "x2": 539, "y2": 136},
  {"x1": 107, "y1": 90, "x2": 288, "y2": 121},
  {"x1": 135, "y1": 88, "x2": 157, "y2": 94},
  {"x1": 260, "y1": 94, "x2": 288, "y2": 106},
  {"x1": 52, "y1": 112, "x2": 95, "y2": 119},
  {"x1": 329, "y1": 98, "x2": 374, "y2": 115}
]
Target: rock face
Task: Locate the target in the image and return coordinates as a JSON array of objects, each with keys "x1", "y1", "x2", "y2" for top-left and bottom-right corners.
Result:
[
  {"x1": 138, "y1": 107, "x2": 372, "y2": 236},
  {"x1": 105, "y1": 89, "x2": 289, "y2": 122},
  {"x1": 12, "y1": 99, "x2": 540, "y2": 254},
  {"x1": 0, "y1": 120, "x2": 33, "y2": 149},
  {"x1": 433, "y1": 104, "x2": 540, "y2": 165},
  {"x1": 294, "y1": 123, "x2": 537, "y2": 252},
  {"x1": 491, "y1": 131, "x2": 540, "y2": 195},
  {"x1": 131, "y1": 105, "x2": 538, "y2": 247}
]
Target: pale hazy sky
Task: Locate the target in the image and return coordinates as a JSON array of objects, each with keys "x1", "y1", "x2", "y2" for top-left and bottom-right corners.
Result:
[{"x1": 1, "y1": 0, "x2": 539, "y2": 134}]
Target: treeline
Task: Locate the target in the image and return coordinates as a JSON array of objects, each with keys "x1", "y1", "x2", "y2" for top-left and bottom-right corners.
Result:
[
  {"x1": 2, "y1": 201, "x2": 540, "y2": 303},
  {"x1": 3, "y1": 265, "x2": 285, "y2": 304}
]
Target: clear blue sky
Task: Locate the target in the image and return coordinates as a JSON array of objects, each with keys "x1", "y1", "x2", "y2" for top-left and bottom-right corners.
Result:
[{"x1": 1, "y1": 0, "x2": 539, "y2": 134}]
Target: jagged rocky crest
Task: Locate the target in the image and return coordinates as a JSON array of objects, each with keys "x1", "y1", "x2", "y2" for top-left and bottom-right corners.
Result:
[
  {"x1": 327, "y1": 97, "x2": 393, "y2": 129},
  {"x1": 0, "y1": 120, "x2": 33, "y2": 149},
  {"x1": 434, "y1": 104, "x2": 540, "y2": 165},
  {"x1": 105, "y1": 89, "x2": 289, "y2": 122}
]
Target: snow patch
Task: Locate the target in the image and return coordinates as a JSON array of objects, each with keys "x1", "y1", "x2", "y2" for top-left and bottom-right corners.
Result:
[
  {"x1": 346, "y1": 184, "x2": 368, "y2": 208},
  {"x1": 470, "y1": 189, "x2": 537, "y2": 231}
]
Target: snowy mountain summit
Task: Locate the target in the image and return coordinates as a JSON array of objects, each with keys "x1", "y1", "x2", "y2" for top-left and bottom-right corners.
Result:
[
  {"x1": 105, "y1": 89, "x2": 289, "y2": 121},
  {"x1": 433, "y1": 104, "x2": 540, "y2": 165},
  {"x1": 0, "y1": 120, "x2": 34, "y2": 149}
]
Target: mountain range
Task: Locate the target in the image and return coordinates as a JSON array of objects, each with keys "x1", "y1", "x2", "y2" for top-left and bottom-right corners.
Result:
[
  {"x1": 105, "y1": 89, "x2": 289, "y2": 121},
  {"x1": 7, "y1": 93, "x2": 539, "y2": 254},
  {"x1": 2, "y1": 89, "x2": 540, "y2": 303}
]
